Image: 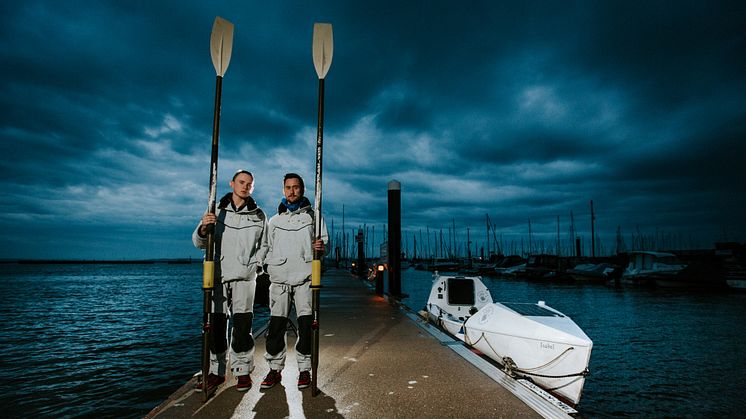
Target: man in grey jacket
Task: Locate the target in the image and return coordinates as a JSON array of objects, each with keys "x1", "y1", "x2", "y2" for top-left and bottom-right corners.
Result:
[
  {"x1": 261, "y1": 173, "x2": 328, "y2": 390},
  {"x1": 193, "y1": 169, "x2": 268, "y2": 392}
]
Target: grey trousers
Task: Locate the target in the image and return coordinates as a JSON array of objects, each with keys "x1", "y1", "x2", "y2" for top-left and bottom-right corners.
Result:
[
  {"x1": 264, "y1": 281, "x2": 312, "y2": 371},
  {"x1": 211, "y1": 279, "x2": 256, "y2": 376}
]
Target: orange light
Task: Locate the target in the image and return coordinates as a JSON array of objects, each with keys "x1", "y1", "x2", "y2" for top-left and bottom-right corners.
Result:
[{"x1": 377, "y1": 264, "x2": 385, "y2": 271}]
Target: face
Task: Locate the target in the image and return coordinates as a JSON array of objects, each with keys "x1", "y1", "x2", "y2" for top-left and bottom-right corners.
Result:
[
  {"x1": 283, "y1": 177, "x2": 303, "y2": 204},
  {"x1": 230, "y1": 173, "x2": 254, "y2": 199}
]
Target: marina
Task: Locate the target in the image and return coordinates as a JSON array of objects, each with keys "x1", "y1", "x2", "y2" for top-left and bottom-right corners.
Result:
[
  {"x1": 398, "y1": 240, "x2": 745, "y2": 290},
  {"x1": 2, "y1": 260, "x2": 746, "y2": 417},
  {"x1": 4, "y1": 2, "x2": 745, "y2": 418}
]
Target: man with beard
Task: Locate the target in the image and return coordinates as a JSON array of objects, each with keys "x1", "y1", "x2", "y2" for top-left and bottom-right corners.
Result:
[{"x1": 261, "y1": 173, "x2": 328, "y2": 390}]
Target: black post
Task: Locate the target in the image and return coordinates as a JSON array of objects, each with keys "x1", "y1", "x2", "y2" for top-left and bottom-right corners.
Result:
[
  {"x1": 590, "y1": 200, "x2": 596, "y2": 258},
  {"x1": 356, "y1": 228, "x2": 366, "y2": 277},
  {"x1": 576, "y1": 236, "x2": 582, "y2": 257},
  {"x1": 387, "y1": 180, "x2": 401, "y2": 298},
  {"x1": 375, "y1": 266, "x2": 384, "y2": 296},
  {"x1": 467, "y1": 227, "x2": 472, "y2": 267}
]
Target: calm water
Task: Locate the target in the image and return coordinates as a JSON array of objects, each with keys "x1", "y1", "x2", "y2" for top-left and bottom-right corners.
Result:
[
  {"x1": 1, "y1": 263, "x2": 744, "y2": 418},
  {"x1": 0, "y1": 263, "x2": 269, "y2": 419}
]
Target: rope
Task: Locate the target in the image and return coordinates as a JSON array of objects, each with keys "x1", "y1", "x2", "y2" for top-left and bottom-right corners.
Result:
[
  {"x1": 429, "y1": 303, "x2": 463, "y2": 332},
  {"x1": 517, "y1": 347, "x2": 573, "y2": 372},
  {"x1": 544, "y1": 375, "x2": 586, "y2": 391},
  {"x1": 517, "y1": 366, "x2": 589, "y2": 379},
  {"x1": 463, "y1": 325, "x2": 589, "y2": 380}
]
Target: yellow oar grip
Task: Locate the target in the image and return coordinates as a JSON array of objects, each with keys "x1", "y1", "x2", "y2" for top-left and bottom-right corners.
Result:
[
  {"x1": 203, "y1": 261, "x2": 215, "y2": 289},
  {"x1": 312, "y1": 260, "x2": 322, "y2": 286}
]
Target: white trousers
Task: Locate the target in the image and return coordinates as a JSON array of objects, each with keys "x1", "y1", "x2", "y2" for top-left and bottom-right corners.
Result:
[
  {"x1": 211, "y1": 279, "x2": 256, "y2": 376},
  {"x1": 264, "y1": 281, "x2": 312, "y2": 371}
]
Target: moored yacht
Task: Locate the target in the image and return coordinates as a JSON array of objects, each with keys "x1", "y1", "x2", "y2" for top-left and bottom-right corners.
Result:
[{"x1": 621, "y1": 251, "x2": 686, "y2": 285}]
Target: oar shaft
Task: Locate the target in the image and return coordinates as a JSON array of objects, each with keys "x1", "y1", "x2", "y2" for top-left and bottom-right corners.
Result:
[
  {"x1": 206, "y1": 75, "x2": 223, "y2": 239},
  {"x1": 201, "y1": 290, "x2": 212, "y2": 401},
  {"x1": 201, "y1": 74, "x2": 223, "y2": 402},
  {"x1": 313, "y1": 78, "x2": 325, "y2": 253},
  {"x1": 311, "y1": 288, "x2": 321, "y2": 396},
  {"x1": 310, "y1": 77, "x2": 325, "y2": 397}
]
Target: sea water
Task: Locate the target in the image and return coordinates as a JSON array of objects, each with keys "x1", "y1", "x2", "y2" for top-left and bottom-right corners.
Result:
[
  {"x1": 0, "y1": 262, "x2": 269, "y2": 418},
  {"x1": 1, "y1": 263, "x2": 745, "y2": 418}
]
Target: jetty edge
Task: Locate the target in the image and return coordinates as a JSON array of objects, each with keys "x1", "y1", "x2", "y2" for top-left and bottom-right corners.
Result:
[{"x1": 148, "y1": 268, "x2": 571, "y2": 418}]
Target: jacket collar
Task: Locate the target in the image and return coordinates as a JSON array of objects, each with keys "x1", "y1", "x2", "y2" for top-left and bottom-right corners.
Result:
[
  {"x1": 278, "y1": 196, "x2": 311, "y2": 214},
  {"x1": 218, "y1": 193, "x2": 258, "y2": 212}
]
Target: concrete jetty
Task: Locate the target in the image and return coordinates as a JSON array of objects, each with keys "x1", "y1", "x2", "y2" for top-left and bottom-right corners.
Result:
[{"x1": 148, "y1": 268, "x2": 562, "y2": 418}]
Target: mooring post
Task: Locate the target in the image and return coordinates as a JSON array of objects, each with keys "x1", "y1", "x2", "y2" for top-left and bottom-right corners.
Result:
[
  {"x1": 375, "y1": 264, "x2": 384, "y2": 296},
  {"x1": 356, "y1": 228, "x2": 366, "y2": 278},
  {"x1": 590, "y1": 200, "x2": 596, "y2": 258},
  {"x1": 387, "y1": 180, "x2": 401, "y2": 298}
]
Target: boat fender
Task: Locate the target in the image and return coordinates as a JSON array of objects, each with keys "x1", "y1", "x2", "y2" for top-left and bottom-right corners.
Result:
[{"x1": 469, "y1": 306, "x2": 478, "y2": 315}]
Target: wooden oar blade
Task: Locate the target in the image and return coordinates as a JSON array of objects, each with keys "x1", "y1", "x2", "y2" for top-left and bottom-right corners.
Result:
[
  {"x1": 210, "y1": 16, "x2": 234, "y2": 77},
  {"x1": 312, "y1": 23, "x2": 333, "y2": 79}
]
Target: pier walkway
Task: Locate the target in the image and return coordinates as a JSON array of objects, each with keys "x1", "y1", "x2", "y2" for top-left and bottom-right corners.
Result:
[{"x1": 148, "y1": 268, "x2": 545, "y2": 418}]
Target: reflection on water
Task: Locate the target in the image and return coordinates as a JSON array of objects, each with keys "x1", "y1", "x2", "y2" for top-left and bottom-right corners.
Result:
[{"x1": 1, "y1": 264, "x2": 744, "y2": 417}]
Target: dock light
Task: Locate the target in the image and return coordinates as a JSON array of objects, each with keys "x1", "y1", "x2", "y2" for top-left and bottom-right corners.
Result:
[{"x1": 375, "y1": 263, "x2": 385, "y2": 296}]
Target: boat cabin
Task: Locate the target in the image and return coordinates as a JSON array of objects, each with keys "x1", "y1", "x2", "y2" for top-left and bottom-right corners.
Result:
[{"x1": 427, "y1": 275, "x2": 493, "y2": 322}]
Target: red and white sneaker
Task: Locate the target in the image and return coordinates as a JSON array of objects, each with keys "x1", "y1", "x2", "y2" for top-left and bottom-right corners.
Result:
[
  {"x1": 195, "y1": 373, "x2": 225, "y2": 393},
  {"x1": 236, "y1": 375, "x2": 252, "y2": 392},
  {"x1": 297, "y1": 371, "x2": 311, "y2": 389},
  {"x1": 260, "y1": 370, "x2": 282, "y2": 389}
]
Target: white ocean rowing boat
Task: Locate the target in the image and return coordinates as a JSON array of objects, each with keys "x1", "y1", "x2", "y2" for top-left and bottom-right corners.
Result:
[{"x1": 425, "y1": 274, "x2": 593, "y2": 406}]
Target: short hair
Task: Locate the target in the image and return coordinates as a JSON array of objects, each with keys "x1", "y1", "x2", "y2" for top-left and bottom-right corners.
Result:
[
  {"x1": 283, "y1": 173, "x2": 305, "y2": 194},
  {"x1": 232, "y1": 169, "x2": 253, "y2": 181}
]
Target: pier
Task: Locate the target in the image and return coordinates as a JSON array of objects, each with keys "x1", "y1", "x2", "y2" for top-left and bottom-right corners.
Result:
[{"x1": 148, "y1": 268, "x2": 570, "y2": 418}]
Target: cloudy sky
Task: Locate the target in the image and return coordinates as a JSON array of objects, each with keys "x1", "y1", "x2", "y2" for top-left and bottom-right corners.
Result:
[{"x1": 1, "y1": 0, "x2": 744, "y2": 260}]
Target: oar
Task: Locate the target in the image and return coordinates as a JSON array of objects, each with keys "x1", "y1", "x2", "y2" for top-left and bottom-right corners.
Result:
[
  {"x1": 200, "y1": 16, "x2": 234, "y2": 402},
  {"x1": 310, "y1": 22, "x2": 333, "y2": 397}
]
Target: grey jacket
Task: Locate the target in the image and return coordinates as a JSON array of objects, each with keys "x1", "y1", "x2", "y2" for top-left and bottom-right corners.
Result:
[
  {"x1": 193, "y1": 195, "x2": 268, "y2": 282},
  {"x1": 265, "y1": 202, "x2": 328, "y2": 286}
]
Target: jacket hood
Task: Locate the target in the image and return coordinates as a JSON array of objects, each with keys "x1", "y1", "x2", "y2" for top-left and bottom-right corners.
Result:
[{"x1": 218, "y1": 193, "x2": 258, "y2": 213}]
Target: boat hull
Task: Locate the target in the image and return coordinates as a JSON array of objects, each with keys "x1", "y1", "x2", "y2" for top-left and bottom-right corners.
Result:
[
  {"x1": 425, "y1": 274, "x2": 592, "y2": 406},
  {"x1": 463, "y1": 302, "x2": 592, "y2": 405}
]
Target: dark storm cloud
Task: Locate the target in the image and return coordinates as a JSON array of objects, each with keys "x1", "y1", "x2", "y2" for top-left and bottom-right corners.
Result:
[
  {"x1": 0, "y1": 0, "x2": 744, "y2": 259},
  {"x1": 577, "y1": 2, "x2": 746, "y2": 104}
]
